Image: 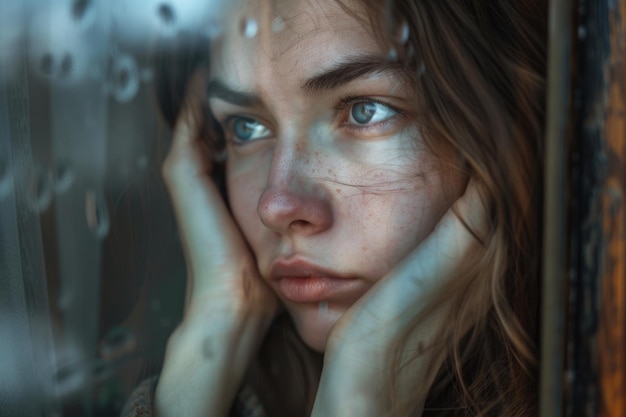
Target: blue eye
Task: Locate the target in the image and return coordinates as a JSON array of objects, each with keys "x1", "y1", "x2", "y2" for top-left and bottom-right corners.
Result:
[
  {"x1": 349, "y1": 102, "x2": 398, "y2": 125},
  {"x1": 230, "y1": 117, "x2": 272, "y2": 142}
]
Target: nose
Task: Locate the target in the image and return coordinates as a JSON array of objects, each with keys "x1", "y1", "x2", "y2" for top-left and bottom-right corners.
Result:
[{"x1": 257, "y1": 149, "x2": 333, "y2": 236}]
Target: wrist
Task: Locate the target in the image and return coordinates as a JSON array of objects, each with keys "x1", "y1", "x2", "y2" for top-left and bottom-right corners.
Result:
[{"x1": 155, "y1": 309, "x2": 274, "y2": 417}]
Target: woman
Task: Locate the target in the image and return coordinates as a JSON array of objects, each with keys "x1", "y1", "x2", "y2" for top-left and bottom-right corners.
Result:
[{"x1": 123, "y1": 0, "x2": 546, "y2": 416}]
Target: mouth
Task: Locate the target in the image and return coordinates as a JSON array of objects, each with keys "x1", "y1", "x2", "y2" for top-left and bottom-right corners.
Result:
[{"x1": 269, "y1": 258, "x2": 363, "y2": 303}]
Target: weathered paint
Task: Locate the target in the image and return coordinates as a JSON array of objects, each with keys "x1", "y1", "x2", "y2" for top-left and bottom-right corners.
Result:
[
  {"x1": 565, "y1": 1, "x2": 626, "y2": 416},
  {"x1": 598, "y1": 1, "x2": 626, "y2": 416}
]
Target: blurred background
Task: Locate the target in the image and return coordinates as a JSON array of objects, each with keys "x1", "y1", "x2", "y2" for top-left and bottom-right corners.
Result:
[{"x1": 0, "y1": 0, "x2": 235, "y2": 415}]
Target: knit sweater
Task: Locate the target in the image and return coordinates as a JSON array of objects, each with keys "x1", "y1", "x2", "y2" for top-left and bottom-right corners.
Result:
[{"x1": 120, "y1": 376, "x2": 267, "y2": 417}]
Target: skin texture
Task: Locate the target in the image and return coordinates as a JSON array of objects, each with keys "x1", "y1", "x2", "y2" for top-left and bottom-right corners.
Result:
[
  {"x1": 208, "y1": 0, "x2": 467, "y2": 352},
  {"x1": 156, "y1": 0, "x2": 492, "y2": 414}
]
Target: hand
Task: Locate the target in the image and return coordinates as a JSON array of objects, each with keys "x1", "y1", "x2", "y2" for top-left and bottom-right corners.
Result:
[
  {"x1": 155, "y1": 70, "x2": 279, "y2": 417},
  {"x1": 312, "y1": 180, "x2": 489, "y2": 417}
]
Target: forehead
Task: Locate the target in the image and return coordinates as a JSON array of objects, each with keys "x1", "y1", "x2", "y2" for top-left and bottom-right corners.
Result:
[{"x1": 210, "y1": 0, "x2": 383, "y2": 88}]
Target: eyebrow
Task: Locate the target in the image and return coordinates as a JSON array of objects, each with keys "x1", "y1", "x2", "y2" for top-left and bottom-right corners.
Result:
[
  {"x1": 207, "y1": 55, "x2": 411, "y2": 107},
  {"x1": 206, "y1": 79, "x2": 262, "y2": 107},
  {"x1": 301, "y1": 56, "x2": 412, "y2": 94}
]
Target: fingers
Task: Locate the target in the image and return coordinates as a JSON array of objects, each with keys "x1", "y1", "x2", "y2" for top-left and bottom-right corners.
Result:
[
  {"x1": 337, "y1": 180, "x2": 489, "y2": 340},
  {"x1": 161, "y1": 69, "x2": 253, "y2": 302},
  {"x1": 381, "y1": 180, "x2": 488, "y2": 311}
]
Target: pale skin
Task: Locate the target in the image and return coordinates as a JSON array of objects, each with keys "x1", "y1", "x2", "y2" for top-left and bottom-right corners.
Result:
[{"x1": 155, "y1": 1, "x2": 487, "y2": 416}]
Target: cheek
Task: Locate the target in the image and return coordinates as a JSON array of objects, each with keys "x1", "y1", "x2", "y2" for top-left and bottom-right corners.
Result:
[
  {"x1": 343, "y1": 161, "x2": 466, "y2": 279},
  {"x1": 226, "y1": 166, "x2": 265, "y2": 247}
]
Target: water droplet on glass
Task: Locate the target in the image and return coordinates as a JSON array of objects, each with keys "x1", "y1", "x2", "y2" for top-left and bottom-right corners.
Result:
[
  {"x1": 387, "y1": 47, "x2": 399, "y2": 61},
  {"x1": 100, "y1": 325, "x2": 136, "y2": 361},
  {"x1": 92, "y1": 358, "x2": 113, "y2": 382},
  {"x1": 107, "y1": 54, "x2": 140, "y2": 103},
  {"x1": 418, "y1": 62, "x2": 426, "y2": 76},
  {"x1": 85, "y1": 189, "x2": 110, "y2": 239},
  {"x1": 53, "y1": 362, "x2": 87, "y2": 397},
  {"x1": 240, "y1": 18, "x2": 258, "y2": 38},
  {"x1": 0, "y1": 156, "x2": 13, "y2": 199},
  {"x1": 395, "y1": 20, "x2": 410, "y2": 44},
  {"x1": 271, "y1": 16, "x2": 285, "y2": 33},
  {"x1": 155, "y1": 3, "x2": 178, "y2": 37},
  {"x1": 27, "y1": 164, "x2": 53, "y2": 213},
  {"x1": 157, "y1": 3, "x2": 176, "y2": 26},
  {"x1": 60, "y1": 54, "x2": 73, "y2": 78},
  {"x1": 318, "y1": 301, "x2": 329, "y2": 314},
  {"x1": 40, "y1": 54, "x2": 55, "y2": 76},
  {"x1": 72, "y1": 0, "x2": 91, "y2": 20},
  {"x1": 54, "y1": 161, "x2": 75, "y2": 194}
]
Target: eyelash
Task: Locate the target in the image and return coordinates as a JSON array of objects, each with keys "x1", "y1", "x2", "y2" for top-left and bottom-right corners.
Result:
[
  {"x1": 334, "y1": 95, "x2": 405, "y2": 132},
  {"x1": 218, "y1": 95, "x2": 405, "y2": 145}
]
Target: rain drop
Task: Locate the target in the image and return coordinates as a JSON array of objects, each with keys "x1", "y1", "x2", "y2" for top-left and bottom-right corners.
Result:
[
  {"x1": 157, "y1": 3, "x2": 176, "y2": 26},
  {"x1": 40, "y1": 54, "x2": 55, "y2": 76},
  {"x1": 395, "y1": 20, "x2": 410, "y2": 44},
  {"x1": 578, "y1": 25, "x2": 587, "y2": 40},
  {"x1": 72, "y1": 0, "x2": 91, "y2": 20},
  {"x1": 240, "y1": 18, "x2": 258, "y2": 38},
  {"x1": 387, "y1": 47, "x2": 399, "y2": 61},
  {"x1": 85, "y1": 189, "x2": 110, "y2": 239},
  {"x1": 92, "y1": 358, "x2": 113, "y2": 382},
  {"x1": 319, "y1": 301, "x2": 329, "y2": 314},
  {"x1": 60, "y1": 54, "x2": 73, "y2": 77},
  {"x1": 100, "y1": 326, "x2": 136, "y2": 361},
  {"x1": 107, "y1": 54, "x2": 140, "y2": 103},
  {"x1": 0, "y1": 156, "x2": 13, "y2": 199},
  {"x1": 271, "y1": 16, "x2": 285, "y2": 33},
  {"x1": 54, "y1": 160, "x2": 75, "y2": 194},
  {"x1": 53, "y1": 362, "x2": 87, "y2": 397},
  {"x1": 418, "y1": 62, "x2": 426, "y2": 76},
  {"x1": 27, "y1": 164, "x2": 53, "y2": 213}
]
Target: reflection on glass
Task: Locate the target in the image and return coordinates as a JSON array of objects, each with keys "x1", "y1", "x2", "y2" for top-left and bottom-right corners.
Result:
[{"x1": 0, "y1": 0, "x2": 547, "y2": 416}]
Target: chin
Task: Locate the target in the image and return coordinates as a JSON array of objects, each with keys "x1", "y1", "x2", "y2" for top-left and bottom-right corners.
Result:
[{"x1": 287, "y1": 303, "x2": 344, "y2": 353}]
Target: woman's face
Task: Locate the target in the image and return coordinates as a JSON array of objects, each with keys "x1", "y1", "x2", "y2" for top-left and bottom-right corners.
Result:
[{"x1": 208, "y1": 0, "x2": 466, "y2": 351}]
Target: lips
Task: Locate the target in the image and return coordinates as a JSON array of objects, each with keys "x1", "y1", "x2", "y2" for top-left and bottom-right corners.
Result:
[{"x1": 270, "y1": 258, "x2": 363, "y2": 303}]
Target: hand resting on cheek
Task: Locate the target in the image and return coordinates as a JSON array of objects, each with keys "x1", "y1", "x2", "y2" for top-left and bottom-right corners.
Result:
[
  {"x1": 312, "y1": 180, "x2": 488, "y2": 417},
  {"x1": 155, "y1": 70, "x2": 280, "y2": 417}
]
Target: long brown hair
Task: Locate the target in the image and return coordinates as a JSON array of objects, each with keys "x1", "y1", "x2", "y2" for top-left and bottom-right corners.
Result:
[
  {"x1": 154, "y1": 1, "x2": 547, "y2": 415},
  {"x1": 356, "y1": 1, "x2": 547, "y2": 415}
]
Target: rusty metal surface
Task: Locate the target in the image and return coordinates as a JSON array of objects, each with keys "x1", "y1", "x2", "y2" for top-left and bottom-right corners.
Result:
[
  {"x1": 565, "y1": 0, "x2": 626, "y2": 416},
  {"x1": 598, "y1": 1, "x2": 626, "y2": 416}
]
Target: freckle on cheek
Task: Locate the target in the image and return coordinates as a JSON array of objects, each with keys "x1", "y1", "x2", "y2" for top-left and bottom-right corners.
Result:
[
  {"x1": 361, "y1": 246, "x2": 368, "y2": 252},
  {"x1": 335, "y1": 188, "x2": 341, "y2": 194}
]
